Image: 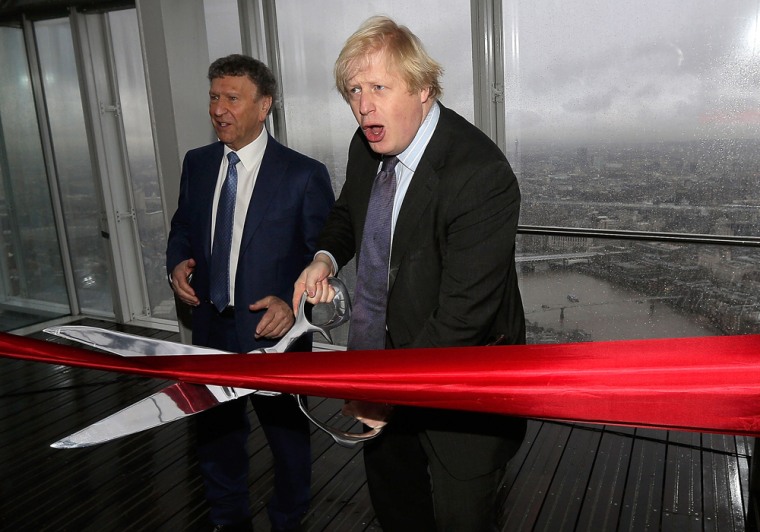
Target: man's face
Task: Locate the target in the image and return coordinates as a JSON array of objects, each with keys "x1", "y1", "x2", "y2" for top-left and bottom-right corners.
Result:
[
  {"x1": 345, "y1": 50, "x2": 432, "y2": 156},
  {"x1": 209, "y1": 75, "x2": 271, "y2": 151}
]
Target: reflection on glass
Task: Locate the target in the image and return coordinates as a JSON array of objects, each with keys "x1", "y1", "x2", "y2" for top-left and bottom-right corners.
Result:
[
  {"x1": 35, "y1": 19, "x2": 113, "y2": 315},
  {"x1": 0, "y1": 26, "x2": 69, "y2": 319},
  {"x1": 517, "y1": 235, "x2": 759, "y2": 343},
  {"x1": 274, "y1": 2, "x2": 473, "y2": 345},
  {"x1": 108, "y1": 9, "x2": 175, "y2": 321},
  {"x1": 503, "y1": 1, "x2": 760, "y2": 236}
]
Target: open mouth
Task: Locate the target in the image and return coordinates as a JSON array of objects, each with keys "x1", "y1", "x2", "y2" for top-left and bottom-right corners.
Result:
[{"x1": 363, "y1": 124, "x2": 385, "y2": 143}]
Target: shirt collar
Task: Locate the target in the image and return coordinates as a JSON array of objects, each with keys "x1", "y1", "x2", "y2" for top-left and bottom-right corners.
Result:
[
  {"x1": 224, "y1": 129, "x2": 268, "y2": 168},
  {"x1": 396, "y1": 101, "x2": 440, "y2": 173}
]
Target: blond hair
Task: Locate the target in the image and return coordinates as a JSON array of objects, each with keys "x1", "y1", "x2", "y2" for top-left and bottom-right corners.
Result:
[{"x1": 334, "y1": 16, "x2": 443, "y2": 102}]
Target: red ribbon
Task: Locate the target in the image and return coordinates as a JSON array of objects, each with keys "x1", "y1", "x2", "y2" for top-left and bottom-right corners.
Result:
[{"x1": 3, "y1": 332, "x2": 760, "y2": 436}]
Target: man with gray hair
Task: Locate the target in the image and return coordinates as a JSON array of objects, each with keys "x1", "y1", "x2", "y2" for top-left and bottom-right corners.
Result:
[{"x1": 168, "y1": 54, "x2": 334, "y2": 531}]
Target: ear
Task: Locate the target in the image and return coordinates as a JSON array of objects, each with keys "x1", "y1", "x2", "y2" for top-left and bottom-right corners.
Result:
[
  {"x1": 258, "y1": 95, "x2": 273, "y2": 122},
  {"x1": 419, "y1": 86, "x2": 431, "y2": 104}
]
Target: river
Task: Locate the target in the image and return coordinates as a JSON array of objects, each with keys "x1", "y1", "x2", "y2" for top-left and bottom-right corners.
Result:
[{"x1": 518, "y1": 270, "x2": 719, "y2": 343}]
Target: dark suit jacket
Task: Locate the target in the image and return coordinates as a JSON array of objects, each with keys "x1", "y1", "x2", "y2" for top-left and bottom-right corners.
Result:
[
  {"x1": 167, "y1": 135, "x2": 334, "y2": 352},
  {"x1": 318, "y1": 103, "x2": 526, "y2": 478}
]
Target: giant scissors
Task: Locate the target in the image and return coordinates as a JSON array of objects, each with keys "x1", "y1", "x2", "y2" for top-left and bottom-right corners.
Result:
[{"x1": 45, "y1": 277, "x2": 382, "y2": 449}]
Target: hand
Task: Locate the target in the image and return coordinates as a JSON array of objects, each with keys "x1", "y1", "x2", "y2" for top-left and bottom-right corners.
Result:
[
  {"x1": 170, "y1": 259, "x2": 199, "y2": 306},
  {"x1": 249, "y1": 296, "x2": 295, "y2": 339},
  {"x1": 341, "y1": 400, "x2": 393, "y2": 429},
  {"x1": 292, "y1": 255, "x2": 335, "y2": 314}
]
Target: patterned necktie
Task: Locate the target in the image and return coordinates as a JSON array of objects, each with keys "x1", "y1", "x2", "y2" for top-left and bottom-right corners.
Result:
[
  {"x1": 209, "y1": 151, "x2": 240, "y2": 312},
  {"x1": 347, "y1": 156, "x2": 399, "y2": 350}
]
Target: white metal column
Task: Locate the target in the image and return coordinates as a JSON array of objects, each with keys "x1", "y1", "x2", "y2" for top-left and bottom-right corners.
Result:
[
  {"x1": 71, "y1": 11, "x2": 151, "y2": 322},
  {"x1": 471, "y1": 0, "x2": 507, "y2": 152},
  {"x1": 136, "y1": 0, "x2": 212, "y2": 341}
]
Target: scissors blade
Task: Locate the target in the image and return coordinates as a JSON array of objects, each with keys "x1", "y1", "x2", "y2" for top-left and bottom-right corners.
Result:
[
  {"x1": 44, "y1": 327, "x2": 281, "y2": 447},
  {"x1": 48, "y1": 277, "x2": 381, "y2": 448},
  {"x1": 50, "y1": 382, "x2": 275, "y2": 448},
  {"x1": 45, "y1": 275, "x2": 352, "y2": 358},
  {"x1": 44, "y1": 325, "x2": 224, "y2": 357}
]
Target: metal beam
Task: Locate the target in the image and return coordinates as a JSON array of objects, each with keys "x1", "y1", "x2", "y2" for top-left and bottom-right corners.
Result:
[{"x1": 470, "y1": 0, "x2": 505, "y2": 151}]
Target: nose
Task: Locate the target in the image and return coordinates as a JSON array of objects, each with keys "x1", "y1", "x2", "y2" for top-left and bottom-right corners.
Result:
[
  {"x1": 359, "y1": 93, "x2": 374, "y2": 116},
  {"x1": 210, "y1": 101, "x2": 225, "y2": 116}
]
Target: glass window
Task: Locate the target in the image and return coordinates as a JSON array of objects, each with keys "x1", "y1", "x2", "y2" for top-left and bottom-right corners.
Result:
[
  {"x1": 503, "y1": 1, "x2": 760, "y2": 237},
  {"x1": 108, "y1": 9, "x2": 174, "y2": 320},
  {"x1": 0, "y1": 26, "x2": 69, "y2": 321},
  {"x1": 517, "y1": 235, "x2": 759, "y2": 342},
  {"x1": 35, "y1": 18, "x2": 114, "y2": 315},
  {"x1": 203, "y1": 0, "x2": 242, "y2": 60}
]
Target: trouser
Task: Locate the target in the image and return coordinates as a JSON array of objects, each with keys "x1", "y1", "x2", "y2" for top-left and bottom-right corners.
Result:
[
  {"x1": 363, "y1": 415, "x2": 505, "y2": 532},
  {"x1": 196, "y1": 310, "x2": 311, "y2": 530}
]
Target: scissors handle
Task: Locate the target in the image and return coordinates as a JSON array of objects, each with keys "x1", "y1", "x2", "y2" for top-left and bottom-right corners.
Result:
[
  {"x1": 274, "y1": 277, "x2": 385, "y2": 446},
  {"x1": 257, "y1": 277, "x2": 351, "y2": 354},
  {"x1": 296, "y1": 395, "x2": 382, "y2": 448}
]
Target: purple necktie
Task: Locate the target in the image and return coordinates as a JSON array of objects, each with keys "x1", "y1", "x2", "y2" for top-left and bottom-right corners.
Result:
[
  {"x1": 209, "y1": 152, "x2": 239, "y2": 312},
  {"x1": 348, "y1": 156, "x2": 399, "y2": 351}
]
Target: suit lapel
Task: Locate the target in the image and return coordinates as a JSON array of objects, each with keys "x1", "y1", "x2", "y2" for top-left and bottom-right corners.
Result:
[
  {"x1": 387, "y1": 108, "x2": 451, "y2": 293},
  {"x1": 388, "y1": 159, "x2": 437, "y2": 291},
  {"x1": 202, "y1": 142, "x2": 226, "y2": 262},
  {"x1": 238, "y1": 135, "x2": 283, "y2": 257}
]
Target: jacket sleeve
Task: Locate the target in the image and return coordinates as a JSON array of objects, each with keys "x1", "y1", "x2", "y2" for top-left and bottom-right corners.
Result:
[
  {"x1": 300, "y1": 161, "x2": 336, "y2": 263},
  {"x1": 165, "y1": 154, "x2": 194, "y2": 276}
]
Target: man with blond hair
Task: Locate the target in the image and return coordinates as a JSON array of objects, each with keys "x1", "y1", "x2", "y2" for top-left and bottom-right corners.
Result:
[{"x1": 294, "y1": 16, "x2": 526, "y2": 531}]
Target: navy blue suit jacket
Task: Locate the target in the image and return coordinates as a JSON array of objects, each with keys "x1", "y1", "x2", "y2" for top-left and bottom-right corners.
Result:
[{"x1": 166, "y1": 135, "x2": 334, "y2": 352}]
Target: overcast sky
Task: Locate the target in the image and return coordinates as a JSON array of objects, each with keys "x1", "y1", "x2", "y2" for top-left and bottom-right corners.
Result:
[
  {"x1": 505, "y1": 0, "x2": 760, "y2": 144},
  {"x1": 204, "y1": 0, "x2": 760, "y2": 149}
]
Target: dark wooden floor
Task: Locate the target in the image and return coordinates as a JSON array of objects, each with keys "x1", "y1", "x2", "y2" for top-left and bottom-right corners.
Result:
[{"x1": 0, "y1": 318, "x2": 754, "y2": 531}]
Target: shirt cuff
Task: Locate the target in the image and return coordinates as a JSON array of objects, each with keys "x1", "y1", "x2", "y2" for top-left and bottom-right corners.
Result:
[{"x1": 315, "y1": 251, "x2": 338, "y2": 277}]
